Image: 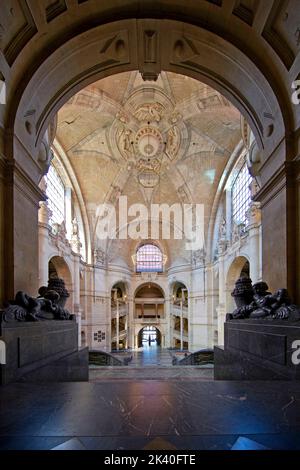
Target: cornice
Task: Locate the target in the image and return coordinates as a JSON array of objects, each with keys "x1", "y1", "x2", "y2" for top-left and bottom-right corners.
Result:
[
  {"x1": 253, "y1": 161, "x2": 299, "y2": 207},
  {"x1": 5, "y1": 159, "x2": 46, "y2": 207}
]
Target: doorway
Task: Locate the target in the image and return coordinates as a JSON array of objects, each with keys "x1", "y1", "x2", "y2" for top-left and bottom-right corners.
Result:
[
  {"x1": 138, "y1": 326, "x2": 162, "y2": 348},
  {"x1": 132, "y1": 326, "x2": 167, "y2": 367}
]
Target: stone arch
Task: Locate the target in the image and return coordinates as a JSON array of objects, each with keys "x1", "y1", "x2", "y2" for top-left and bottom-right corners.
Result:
[
  {"x1": 48, "y1": 255, "x2": 73, "y2": 310},
  {"x1": 111, "y1": 281, "x2": 128, "y2": 300},
  {"x1": 169, "y1": 280, "x2": 188, "y2": 293},
  {"x1": 226, "y1": 255, "x2": 250, "y2": 313},
  {"x1": 9, "y1": 19, "x2": 285, "y2": 178},
  {"x1": 134, "y1": 282, "x2": 165, "y2": 336},
  {"x1": 137, "y1": 325, "x2": 162, "y2": 347},
  {"x1": 134, "y1": 282, "x2": 165, "y2": 299},
  {"x1": 1, "y1": 11, "x2": 297, "y2": 303}
]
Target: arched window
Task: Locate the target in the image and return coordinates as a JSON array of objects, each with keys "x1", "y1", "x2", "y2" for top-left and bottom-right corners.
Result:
[
  {"x1": 45, "y1": 164, "x2": 65, "y2": 227},
  {"x1": 136, "y1": 244, "x2": 163, "y2": 273},
  {"x1": 232, "y1": 164, "x2": 252, "y2": 226}
]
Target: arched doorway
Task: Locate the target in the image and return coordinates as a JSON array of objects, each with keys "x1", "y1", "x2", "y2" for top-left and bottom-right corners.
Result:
[
  {"x1": 134, "y1": 282, "x2": 165, "y2": 349},
  {"x1": 134, "y1": 283, "x2": 165, "y2": 321},
  {"x1": 133, "y1": 326, "x2": 165, "y2": 367},
  {"x1": 138, "y1": 326, "x2": 162, "y2": 348}
]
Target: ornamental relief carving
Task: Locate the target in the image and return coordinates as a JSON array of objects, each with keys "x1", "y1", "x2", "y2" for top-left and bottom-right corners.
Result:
[
  {"x1": 133, "y1": 102, "x2": 164, "y2": 122},
  {"x1": 116, "y1": 126, "x2": 134, "y2": 160},
  {"x1": 111, "y1": 90, "x2": 185, "y2": 189}
]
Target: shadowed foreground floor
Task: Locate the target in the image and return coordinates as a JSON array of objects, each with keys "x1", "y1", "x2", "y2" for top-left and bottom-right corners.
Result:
[{"x1": 0, "y1": 379, "x2": 300, "y2": 450}]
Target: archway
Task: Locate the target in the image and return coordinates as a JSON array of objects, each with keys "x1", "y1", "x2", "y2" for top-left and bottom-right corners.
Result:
[
  {"x1": 48, "y1": 256, "x2": 73, "y2": 311},
  {"x1": 1, "y1": 8, "x2": 295, "y2": 307},
  {"x1": 13, "y1": 20, "x2": 285, "y2": 158},
  {"x1": 134, "y1": 283, "x2": 165, "y2": 321},
  {"x1": 134, "y1": 283, "x2": 165, "y2": 350},
  {"x1": 226, "y1": 256, "x2": 250, "y2": 314},
  {"x1": 138, "y1": 326, "x2": 162, "y2": 348}
]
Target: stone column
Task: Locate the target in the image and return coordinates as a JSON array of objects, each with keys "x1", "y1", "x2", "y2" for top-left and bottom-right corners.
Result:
[
  {"x1": 217, "y1": 243, "x2": 226, "y2": 345},
  {"x1": 180, "y1": 298, "x2": 183, "y2": 350},
  {"x1": 247, "y1": 202, "x2": 261, "y2": 283},
  {"x1": 254, "y1": 160, "x2": 299, "y2": 301},
  {"x1": 166, "y1": 297, "x2": 172, "y2": 348},
  {"x1": 3, "y1": 160, "x2": 46, "y2": 301},
  {"x1": 116, "y1": 298, "x2": 119, "y2": 351},
  {"x1": 73, "y1": 252, "x2": 82, "y2": 346},
  {"x1": 65, "y1": 187, "x2": 72, "y2": 240},
  {"x1": 128, "y1": 296, "x2": 134, "y2": 349},
  {"x1": 38, "y1": 202, "x2": 52, "y2": 287}
]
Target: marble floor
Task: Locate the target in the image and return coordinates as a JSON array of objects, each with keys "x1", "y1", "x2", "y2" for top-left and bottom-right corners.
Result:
[
  {"x1": 89, "y1": 366, "x2": 213, "y2": 381},
  {"x1": 1, "y1": 379, "x2": 300, "y2": 450}
]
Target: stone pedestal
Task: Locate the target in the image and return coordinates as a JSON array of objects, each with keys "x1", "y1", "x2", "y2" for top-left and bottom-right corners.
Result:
[
  {"x1": 0, "y1": 319, "x2": 89, "y2": 384},
  {"x1": 214, "y1": 319, "x2": 300, "y2": 380}
]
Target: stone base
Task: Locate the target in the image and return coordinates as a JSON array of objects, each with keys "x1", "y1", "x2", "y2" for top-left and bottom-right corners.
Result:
[
  {"x1": 17, "y1": 347, "x2": 89, "y2": 382},
  {"x1": 0, "y1": 320, "x2": 89, "y2": 384},
  {"x1": 214, "y1": 319, "x2": 300, "y2": 380}
]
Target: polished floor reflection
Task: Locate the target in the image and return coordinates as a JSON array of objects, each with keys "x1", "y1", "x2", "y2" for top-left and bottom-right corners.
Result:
[
  {"x1": 1, "y1": 380, "x2": 300, "y2": 450},
  {"x1": 130, "y1": 343, "x2": 173, "y2": 367}
]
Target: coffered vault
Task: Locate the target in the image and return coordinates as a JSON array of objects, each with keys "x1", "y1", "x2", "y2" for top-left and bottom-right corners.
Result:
[{"x1": 55, "y1": 71, "x2": 242, "y2": 268}]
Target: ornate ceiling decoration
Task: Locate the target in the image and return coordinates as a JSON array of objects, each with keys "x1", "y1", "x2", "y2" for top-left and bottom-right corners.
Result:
[
  {"x1": 56, "y1": 71, "x2": 242, "y2": 265},
  {"x1": 111, "y1": 90, "x2": 186, "y2": 189}
]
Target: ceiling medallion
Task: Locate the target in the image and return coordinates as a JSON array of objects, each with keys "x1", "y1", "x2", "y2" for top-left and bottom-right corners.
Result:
[
  {"x1": 114, "y1": 98, "x2": 183, "y2": 189},
  {"x1": 134, "y1": 126, "x2": 164, "y2": 159}
]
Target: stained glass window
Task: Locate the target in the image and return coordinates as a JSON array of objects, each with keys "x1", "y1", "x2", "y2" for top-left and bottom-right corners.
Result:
[
  {"x1": 45, "y1": 164, "x2": 65, "y2": 227},
  {"x1": 136, "y1": 244, "x2": 163, "y2": 272},
  {"x1": 232, "y1": 164, "x2": 252, "y2": 226}
]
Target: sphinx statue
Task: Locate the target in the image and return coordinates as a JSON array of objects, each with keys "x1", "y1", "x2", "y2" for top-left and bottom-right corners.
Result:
[
  {"x1": 227, "y1": 278, "x2": 300, "y2": 321},
  {"x1": 1, "y1": 277, "x2": 74, "y2": 323}
]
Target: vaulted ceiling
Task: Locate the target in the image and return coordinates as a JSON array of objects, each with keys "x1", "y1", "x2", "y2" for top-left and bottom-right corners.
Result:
[{"x1": 56, "y1": 71, "x2": 242, "y2": 268}]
